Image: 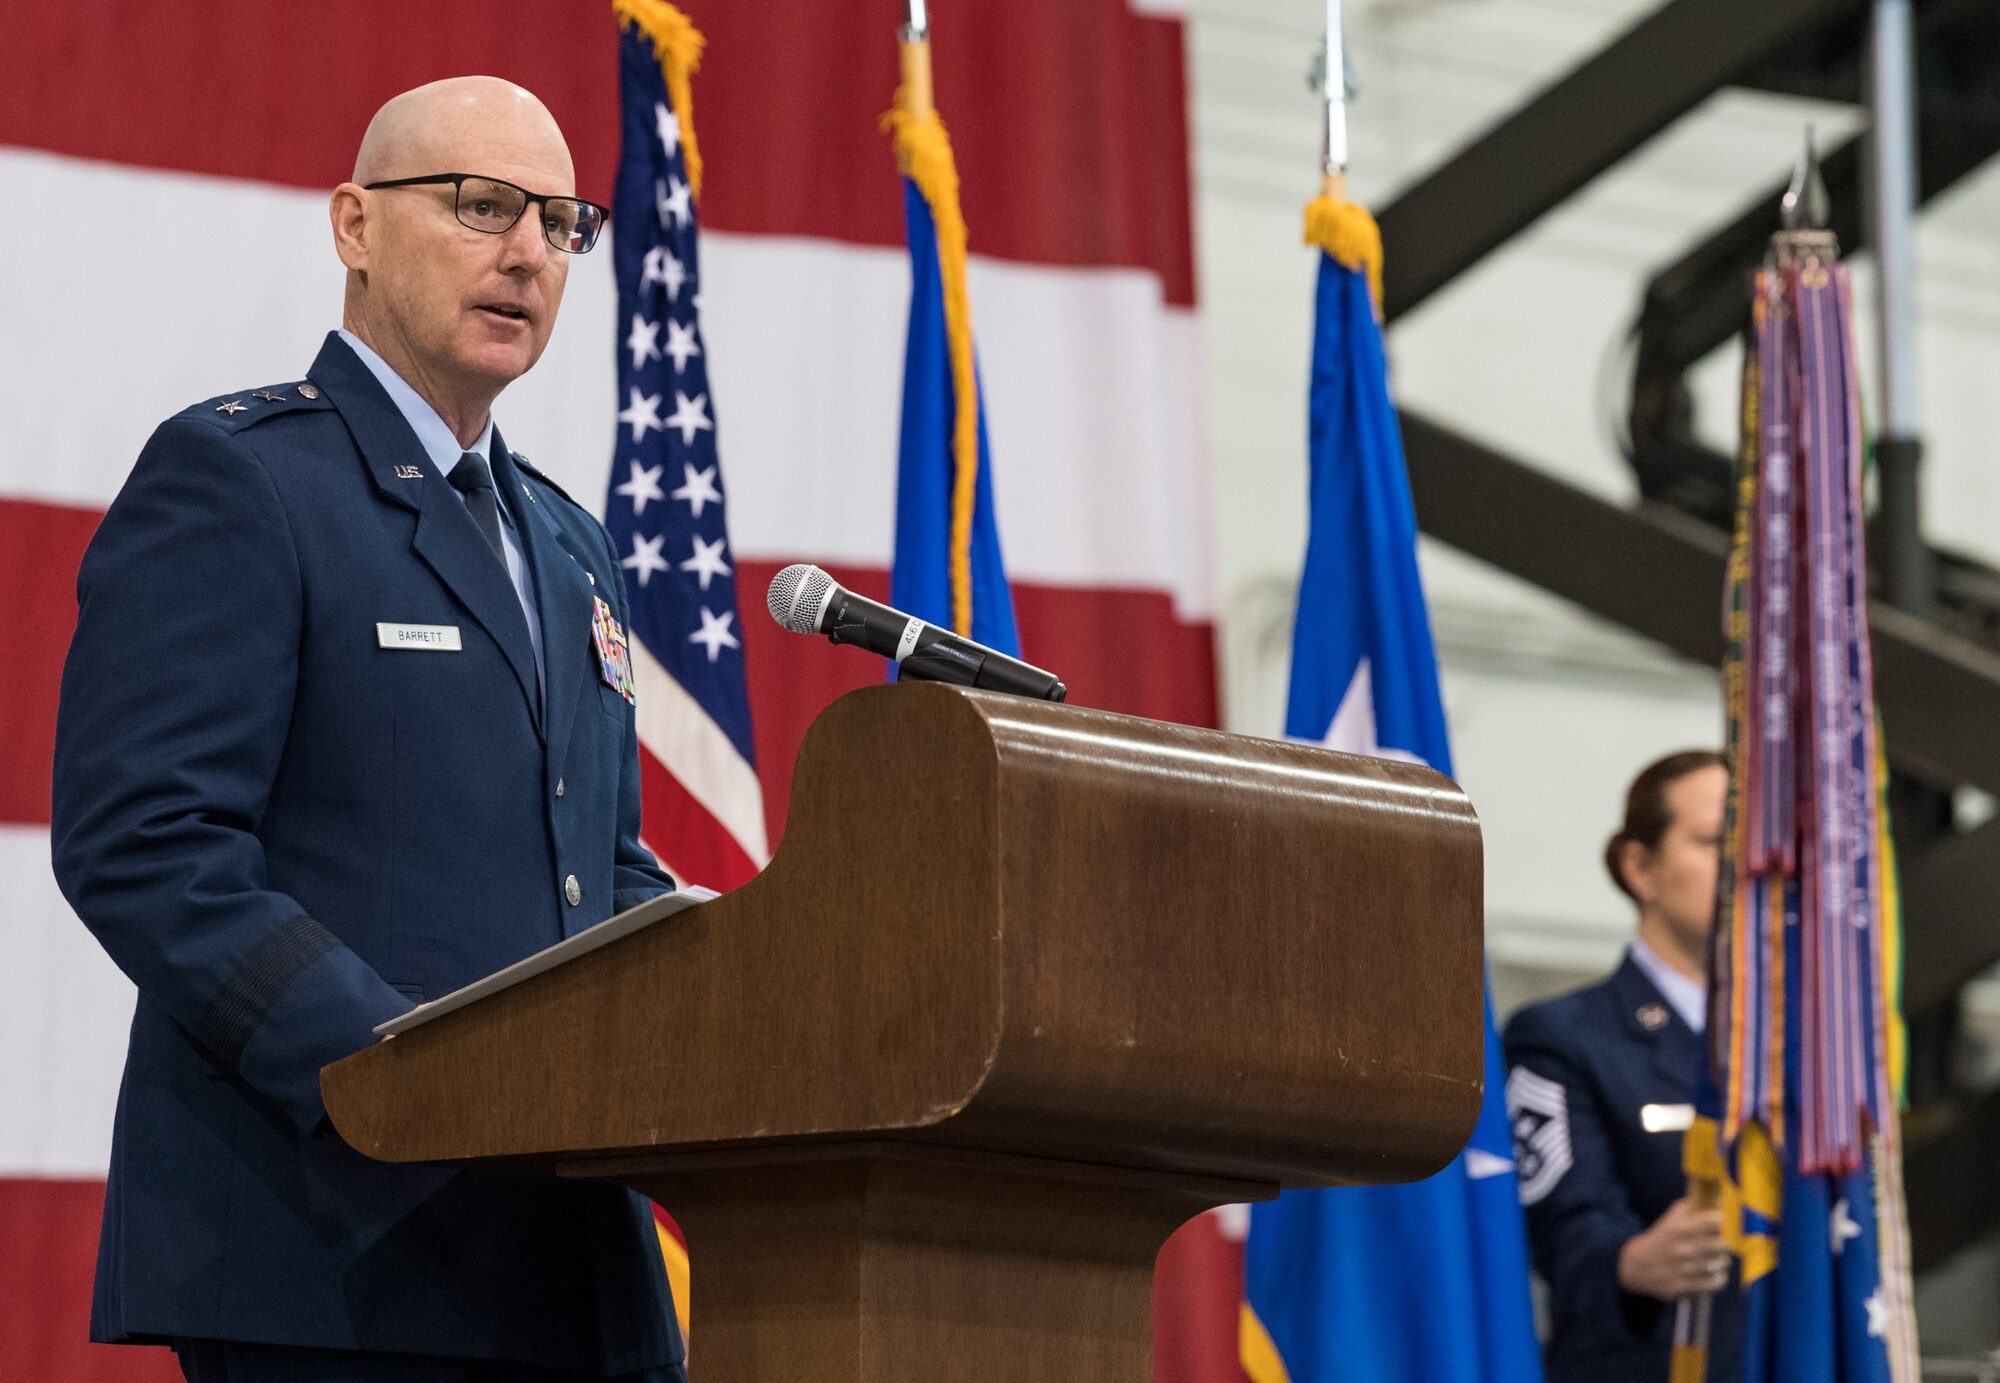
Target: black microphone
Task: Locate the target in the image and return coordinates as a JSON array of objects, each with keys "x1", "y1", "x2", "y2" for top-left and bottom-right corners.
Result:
[{"x1": 766, "y1": 564, "x2": 1066, "y2": 703}]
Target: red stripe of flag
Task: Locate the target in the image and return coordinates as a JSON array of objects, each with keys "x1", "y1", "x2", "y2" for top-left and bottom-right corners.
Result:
[
  {"x1": 1, "y1": 1, "x2": 1193, "y2": 306},
  {"x1": 0, "y1": 497, "x2": 99, "y2": 826},
  {"x1": 0, "y1": 1179, "x2": 180, "y2": 1382},
  {"x1": 637, "y1": 745, "x2": 761, "y2": 892}
]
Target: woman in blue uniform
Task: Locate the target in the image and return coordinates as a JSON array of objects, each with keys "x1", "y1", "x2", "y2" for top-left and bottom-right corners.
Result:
[{"x1": 1503, "y1": 750, "x2": 1742, "y2": 1382}]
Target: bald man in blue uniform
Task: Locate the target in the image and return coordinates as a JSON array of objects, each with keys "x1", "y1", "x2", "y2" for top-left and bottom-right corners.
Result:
[{"x1": 52, "y1": 78, "x2": 685, "y2": 1381}]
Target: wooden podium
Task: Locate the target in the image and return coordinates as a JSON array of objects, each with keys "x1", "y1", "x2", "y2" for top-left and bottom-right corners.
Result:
[{"x1": 323, "y1": 683, "x2": 1484, "y2": 1381}]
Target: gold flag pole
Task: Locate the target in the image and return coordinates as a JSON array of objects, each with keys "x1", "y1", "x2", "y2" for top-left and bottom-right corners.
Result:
[
  {"x1": 899, "y1": 0, "x2": 935, "y2": 134},
  {"x1": 1669, "y1": 130, "x2": 1833, "y2": 1383}
]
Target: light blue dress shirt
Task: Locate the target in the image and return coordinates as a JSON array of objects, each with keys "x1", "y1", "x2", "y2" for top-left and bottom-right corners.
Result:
[
  {"x1": 338, "y1": 329, "x2": 545, "y2": 698},
  {"x1": 1628, "y1": 937, "x2": 1706, "y2": 1035}
]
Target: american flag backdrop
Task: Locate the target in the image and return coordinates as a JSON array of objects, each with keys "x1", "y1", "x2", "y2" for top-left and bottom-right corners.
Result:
[
  {"x1": 607, "y1": 9, "x2": 767, "y2": 891},
  {"x1": 0, "y1": 3, "x2": 1216, "y2": 1378}
]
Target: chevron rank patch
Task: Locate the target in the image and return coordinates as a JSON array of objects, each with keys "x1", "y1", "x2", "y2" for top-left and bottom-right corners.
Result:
[{"x1": 1506, "y1": 1064, "x2": 1574, "y2": 1207}]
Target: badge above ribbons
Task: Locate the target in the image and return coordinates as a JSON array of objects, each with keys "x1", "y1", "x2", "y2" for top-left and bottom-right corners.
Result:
[{"x1": 593, "y1": 595, "x2": 637, "y2": 704}]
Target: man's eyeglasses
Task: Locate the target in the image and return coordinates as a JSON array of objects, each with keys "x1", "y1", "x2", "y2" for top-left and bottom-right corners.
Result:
[{"x1": 364, "y1": 173, "x2": 609, "y2": 255}]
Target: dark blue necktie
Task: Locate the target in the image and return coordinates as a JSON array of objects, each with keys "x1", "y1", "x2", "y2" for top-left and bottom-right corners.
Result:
[{"x1": 447, "y1": 452, "x2": 506, "y2": 566}]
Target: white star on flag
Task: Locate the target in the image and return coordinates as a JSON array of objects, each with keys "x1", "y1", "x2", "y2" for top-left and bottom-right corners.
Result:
[
  {"x1": 1830, "y1": 1198, "x2": 1861, "y2": 1255},
  {"x1": 664, "y1": 318, "x2": 701, "y2": 372},
  {"x1": 621, "y1": 532, "x2": 671, "y2": 587},
  {"x1": 689, "y1": 607, "x2": 740, "y2": 662},
  {"x1": 654, "y1": 100, "x2": 680, "y2": 158},
  {"x1": 658, "y1": 250, "x2": 687, "y2": 302},
  {"x1": 664, "y1": 391, "x2": 714, "y2": 447},
  {"x1": 1864, "y1": 1288, "x2": 1889, "y2": 1339},
  {"x1": 680, "y1": 534, "x2": 731, "y2": 591},
  {"x1": 661, "y1": 175, "x2": 692, "y2": 228},
  {"x1": 626, "y1": 313, "x2": 662, "y2": 370},
  {"x1": 639, "y1": 246, "x2": 671, "y2": 293},
  {"x1": 617, "y1": 388, "x2": 664, "y2": 444},
  {"x1": 1319, "y1": 657, "x2": 1427, "y2": 766},
  {"x1": 614, "y1": 460, "x2": 666, "y2": 516},
  {"x1": 671, "y1": 463, "x2": 722, "y2": 519}
]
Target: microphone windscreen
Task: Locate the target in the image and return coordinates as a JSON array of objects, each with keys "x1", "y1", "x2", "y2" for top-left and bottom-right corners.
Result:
[{"x1": 767, "y1": 564, "x2": 834, "y2": 635}]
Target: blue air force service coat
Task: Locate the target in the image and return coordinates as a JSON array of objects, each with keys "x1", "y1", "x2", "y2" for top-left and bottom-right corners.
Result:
[
  {"x1": 51, "y1": 333, "x2": 683, "y2": 1373},
  {"x1": 1502, "y1": 953, "x2": 1744, "y2": 1383}
]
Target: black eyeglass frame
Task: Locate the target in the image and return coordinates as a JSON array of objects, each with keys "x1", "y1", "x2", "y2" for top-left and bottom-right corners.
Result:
[{"x1": 363, "y1": 173, "x2": 610, "y2": 254}]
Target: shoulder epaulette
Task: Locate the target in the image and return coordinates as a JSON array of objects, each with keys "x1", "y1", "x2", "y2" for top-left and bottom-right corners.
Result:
[
  {"x1": 511, "y1": 452, "x2": 589, "y2": 513},
  {"x1": 183, "y1": 382, "x2": 335, "y2": 433}
]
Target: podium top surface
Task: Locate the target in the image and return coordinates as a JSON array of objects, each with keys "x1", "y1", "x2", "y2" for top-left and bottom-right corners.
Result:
[{"x1": 324, "y1": 683, "x2": 1484, "y2": 1189}]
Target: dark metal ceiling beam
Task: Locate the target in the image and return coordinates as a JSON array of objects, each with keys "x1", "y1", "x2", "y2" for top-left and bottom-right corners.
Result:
[
  {"x1": 1398, "y1": 409, "x2": 2000, "y2": 796},
  {"x1": 1634, "y1": 91, "x2": 2000, "y2": 377},
  {"x1": 1907, "y1": 1086, "x2": 2000, "y2": 1273},
  {"x1": 1401, "y1": 412, "x2": 2000, "y2": 1033},
  {"x1": 1377, "y1": 0, "x2": 1858, "y2": 324},
  {"x1": 1901, "y1": 816, "x2": 2000, "y2": 1017}
]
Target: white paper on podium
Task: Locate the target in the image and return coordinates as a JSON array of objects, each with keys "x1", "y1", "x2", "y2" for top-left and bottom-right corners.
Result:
[{"x1": 373, "y1": 885, "x2": 719, "y2": 1037}]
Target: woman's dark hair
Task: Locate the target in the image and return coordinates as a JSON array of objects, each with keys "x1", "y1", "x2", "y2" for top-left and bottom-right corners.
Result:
[{"x1": 1604, "y1": 750, "x2": 1727, "y2": 901}]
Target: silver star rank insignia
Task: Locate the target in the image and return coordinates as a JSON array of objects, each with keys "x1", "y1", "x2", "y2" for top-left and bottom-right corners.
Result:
[{"x1": 215, "y1": 399, "x2": 248, "y2": 416}]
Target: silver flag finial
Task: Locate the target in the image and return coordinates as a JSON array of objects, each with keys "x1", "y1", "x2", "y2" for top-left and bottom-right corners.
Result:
[{"x1": 1781, "y1": 126, "x2": 1831, "y2": 231}]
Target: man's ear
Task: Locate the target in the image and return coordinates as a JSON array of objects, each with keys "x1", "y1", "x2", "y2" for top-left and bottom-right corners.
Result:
[{"x1": 330, "y1": 184, "x2": 370, "y2": 272}]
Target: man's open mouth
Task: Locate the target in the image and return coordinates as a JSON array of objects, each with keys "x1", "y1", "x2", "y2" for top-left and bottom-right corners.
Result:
[{"x1": 477, "y1": 304, "x2": 529, "y2": 322}]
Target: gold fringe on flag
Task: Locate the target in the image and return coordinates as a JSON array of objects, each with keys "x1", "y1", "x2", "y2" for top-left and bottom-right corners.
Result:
[
  {"x1": 652, "y1": 1215, "x2": 692, "y2": 1340},
  {"x1": 1238, "y1": 1300, "x2": 1294, "y2": 1383},
  {"x1": 1302, "y1": 172, "x2": 1383, "y2": 319},
  {"x1": 612, "y1": 0, "x2": 706, "y2": 201},
  {"x1": 885, "y1": 40, "x2": 982, "y2": 638}
]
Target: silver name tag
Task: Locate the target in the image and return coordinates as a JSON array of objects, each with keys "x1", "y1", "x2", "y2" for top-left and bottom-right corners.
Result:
[
  {"x1": 377, "y1": 622, "x2": 462, "y2": 651},
  {"x1": 1640, "y1": 1103, "x2": 1696, "y2": 1133}
]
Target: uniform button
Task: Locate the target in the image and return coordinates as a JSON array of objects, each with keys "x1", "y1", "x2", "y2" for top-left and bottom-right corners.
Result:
[
  {"x1": 564, "y1": 875, "x2": 581, "y2": 907},
  {"x1": 297, "y1": 382, "x2": 319, "y2": 399},
  {"x1": 555, "y1": 777, "x2": 565, "y2": 797}
]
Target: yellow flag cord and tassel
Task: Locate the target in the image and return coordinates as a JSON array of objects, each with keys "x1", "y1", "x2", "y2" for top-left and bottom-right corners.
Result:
[
  {"x1": 1240, "y1": 1298, "x2": 1295, "y2": 1383},
  {"x1": 885, "y1": 37, "x2": 982, "y2": 638},
  {"x1": 1302, "y1": 172, "x2": 1383, "y2": 320},
  {"x1": 612, "y1": 0, "x2": 705, "y2": 202}
]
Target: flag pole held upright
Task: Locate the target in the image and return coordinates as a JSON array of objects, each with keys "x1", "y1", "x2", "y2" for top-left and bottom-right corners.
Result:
[{"x1": 1679, "y1": 125, "x2": 1922, "y2": 1383}]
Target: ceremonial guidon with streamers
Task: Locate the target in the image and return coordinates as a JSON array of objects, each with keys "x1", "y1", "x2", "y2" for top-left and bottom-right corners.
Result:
[{"x1": 606, "y1": 5, "x2": 768, "y2": 890}]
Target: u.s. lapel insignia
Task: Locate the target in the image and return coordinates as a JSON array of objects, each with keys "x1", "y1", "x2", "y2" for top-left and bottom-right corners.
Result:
[
  {"x1": 591, "y1": 596, "x2": 637, "y2": 704},
  {"x1": 394, "y1": 464, "x2": 424, "y2": 479},
  {"x1": 1636, "y1": 1002, "x2": 1669, "y2": 1032}
]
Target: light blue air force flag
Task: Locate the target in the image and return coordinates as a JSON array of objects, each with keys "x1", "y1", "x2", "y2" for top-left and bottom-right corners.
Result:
[{"x1": 1240, "y1": 247, "x2": 1545, "y2": 1383}]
